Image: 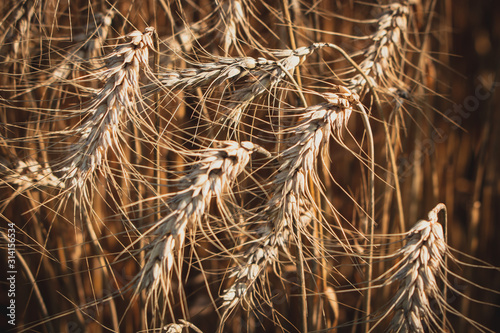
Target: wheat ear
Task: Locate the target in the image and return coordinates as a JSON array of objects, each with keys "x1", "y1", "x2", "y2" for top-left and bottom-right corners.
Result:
[
  {"x1": 348, "y1": 3, "x2": 410, "y2": 94},
  {"x1": 1, "y1": 157, "x2": 62, "y2": 190},
  {"x1": 58, "y1": 28, "x2": 154, "y2": 191},
  {"x1": 220, "y1": 88, "x2": 356, "y2": 323},
  {"x1": 135, "y1": 141, "x2": 267, "y2": 297},
  {"x1": 387, "y1": 203, "x2": 447, "y2": 332},
  {"x1": 154, "y1": 44, "x2": 328, "y2": 132}
]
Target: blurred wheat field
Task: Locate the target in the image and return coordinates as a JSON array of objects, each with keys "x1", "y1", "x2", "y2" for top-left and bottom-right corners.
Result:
[{"x1": 0, "y1": 0, "x2": 499, "y2": 332}]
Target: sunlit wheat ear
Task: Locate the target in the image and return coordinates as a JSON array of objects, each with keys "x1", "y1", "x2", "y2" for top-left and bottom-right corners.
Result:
[
  {"x1": 134, "y1": 141, "x2": 267, "y2": 299},
  {"x1": 156, "y1": 43, "x2": 322, "y2": 94},
  {"x1": 220, "y1": 87, "x2": 356, "y2": 325},
  {"x1": 160, "y1": 21, "x2": 206, "y2": 64},
  {"x1": 387, "y1": 203, "x2": 447, "y2": 332},
  {"x1": 57, "y1": 28, "x2": 154, "y2": 192},
  {"x1": 348, "y1": 3, "x2": 410, "y2": 94},
  {"x1": 268, "y1": 87, "x2": 357, "y2": 230},
  {"x1": 220, "y1": 208, "x2": 312, "y2": 324},
  {"x1": 157, "y1": 56, "x2": 261, "y2": 91},
  {"x1": 154, "y1": 43, "x2": 325, "y2": 135},
  {"x1": 221, "y1": 43, "x2": 327, "y2": 131}
]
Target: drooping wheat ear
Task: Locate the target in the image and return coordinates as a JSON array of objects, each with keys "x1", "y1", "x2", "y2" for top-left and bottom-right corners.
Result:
[
  {"x1": 157, "y1": 43, "x2": 322, "y2": 94},
  {"x1": 157, "y1": 56, "x2": 263, "y2": 91},
  {"x1": 387, "y1": 203, "x2": 447, "y2": 332},
  {"x1": 348, "y1": 3, "x2": 410, "y2": 94},
  {"x1": 220, "y1": 87, "x2": 356, "y2": 322},
  {"x1": 267, "y1": 87, "x2": 357, "y2": 232},
  {"x1": 135, "y1": 141, "x2": 268, "y2": 297},
  {"x1": 154, "y1": 43, "x2": 327, "y2": 131},
  {"x1": 221, "y1": 43, "x2": 327, "y2": 129},
  {"x1": 160, "y1": 21, "x2": 206, "y2": 64},
  {"x1": 221, "y1": 207, "x2": 312, "y2": 317},
  {"x1": 58, "y1": 28, "x2": 154, "y2": 191}
]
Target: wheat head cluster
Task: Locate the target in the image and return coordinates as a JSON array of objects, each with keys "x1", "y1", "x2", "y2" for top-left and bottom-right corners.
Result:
[{"x1": 0, "y1": 0, "x2": 499, "y2": 332}]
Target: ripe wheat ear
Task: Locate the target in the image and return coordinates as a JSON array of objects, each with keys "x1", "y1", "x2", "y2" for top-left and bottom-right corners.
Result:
[
  {"x1": 57, "y1": 28, "x2": 154, "y2": 193},
  {"x1": 133, "y1": 141, "x2": 267, "y2": 305},
  {"x1": 386, "y1": 203, "x2": 447, "y2": 332}
]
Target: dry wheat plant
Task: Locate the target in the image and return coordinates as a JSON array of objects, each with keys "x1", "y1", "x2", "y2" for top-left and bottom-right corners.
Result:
[{"x1": 1, "y1": 0, "x2": 499, "y2": 332}]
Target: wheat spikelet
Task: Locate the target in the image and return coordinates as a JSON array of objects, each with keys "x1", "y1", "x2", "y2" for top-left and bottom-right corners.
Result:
[
  {"x1": 387, "y1": 203, "x2": 447, "y2": 332},
  {"x1": 135, "y1": 141, "x2": 267, "y2": 297},
  {"x1": 57, "y1": 28, "x2": 154, "y2": 191}
]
